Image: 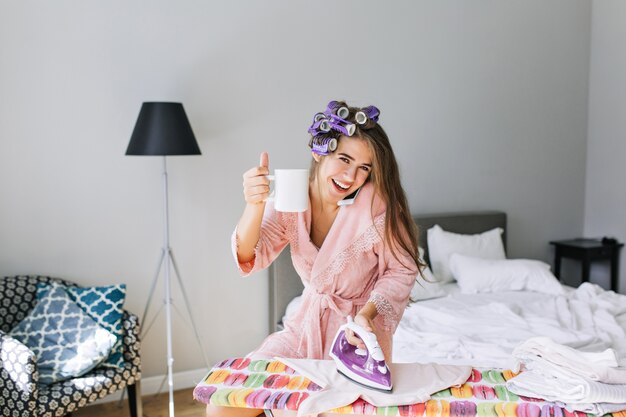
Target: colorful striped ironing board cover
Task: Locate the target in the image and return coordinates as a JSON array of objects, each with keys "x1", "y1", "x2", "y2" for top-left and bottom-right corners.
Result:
[{"x1": 193, "y1": 357, "x2": 625, "y2": 417}]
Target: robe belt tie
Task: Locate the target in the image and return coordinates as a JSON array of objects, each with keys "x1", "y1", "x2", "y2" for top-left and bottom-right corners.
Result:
[{"x1": 296, "y1": 287, "x2": 369, "y2": 358}]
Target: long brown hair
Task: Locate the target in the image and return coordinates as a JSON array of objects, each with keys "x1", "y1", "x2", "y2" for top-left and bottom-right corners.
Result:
[{"x1": 309, "y1": 102, "x2": 424, "y2": 272}]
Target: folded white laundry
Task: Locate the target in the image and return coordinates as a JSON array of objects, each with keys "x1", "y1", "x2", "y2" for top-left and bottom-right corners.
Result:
[
  {"x1": 506, "y1": 368, "x2": 626, "y2": 404},
  {"x1": 277, "y1": 358, "x2": 471, "y2": 417},
  {"x1": 555, "y1": 400, "x2": 626, "y2": 416},
  {"x1": 520, "y1": 353, "x2": 611, "y2": 384},
  {"x1": 512, "y1": 337, "x2": 626, "y2": 384}
]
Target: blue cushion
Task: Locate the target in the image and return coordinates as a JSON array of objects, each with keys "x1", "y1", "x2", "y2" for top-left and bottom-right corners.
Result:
[
  {"x1": 37, "y1": 283, "x2": 126, "y2": 368},
  {"x1": 10, "y1": 283, "x2": 117, "y2": 384}
]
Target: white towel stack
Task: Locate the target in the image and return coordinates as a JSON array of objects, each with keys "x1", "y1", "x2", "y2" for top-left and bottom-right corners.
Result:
[{"x1": 506, "y1": 337, "x2": 626, "y2": 415}]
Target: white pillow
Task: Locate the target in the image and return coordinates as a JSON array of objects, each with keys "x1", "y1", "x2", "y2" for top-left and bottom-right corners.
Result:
[
  {"x1": 284, "y1": 295, "x2": 302, "y2": 318},
  {"x1": 410, "y1": 248, "x2": 447, "y2": 301},
  {"x1": 449, "y1": 253, "x2": 564, "y2": 295},
  {"x1": 427, "y1": 225, "x2": 505, "y2": 283}
]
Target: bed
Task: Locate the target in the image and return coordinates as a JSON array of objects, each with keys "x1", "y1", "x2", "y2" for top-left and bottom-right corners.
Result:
[
  {"x1": 195, "y1": 211, "x2": 626, "y2": 416},
  {"x1": 270, "y1": 210, "x2": 626, "y2": 368}
]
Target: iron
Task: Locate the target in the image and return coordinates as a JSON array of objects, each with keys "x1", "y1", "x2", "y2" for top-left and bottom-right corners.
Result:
[{"x1": 329, "y1": 316, "x2": 393, "y2": 392}]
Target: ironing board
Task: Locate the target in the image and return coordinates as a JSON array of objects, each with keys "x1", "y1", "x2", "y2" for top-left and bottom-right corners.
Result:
[{"x1": 193, "y1": 357, "x2": 625, "y2": 417}]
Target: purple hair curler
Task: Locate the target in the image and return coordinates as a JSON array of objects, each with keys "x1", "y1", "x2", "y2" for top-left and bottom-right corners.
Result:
[
  {"x1": 325, "y1": 101, "x2": 341, "y2": 115},
  {"x1": 311, "y1": 137, "x2": 338, "y2": 155},
  {"x1": 328, "y1": 112, "x2": 351, "y2": 126},
  {"x1": 325, "y1": 108, "x2": 356, "y2": 137},
  {"x1": 336, "y1": 106, "x2": 349, "y2": 119},
  {"x1": 355, "y1": 112, "x2": 367, "y2": 125},
  {"x1": 308, "y1": 118, "x2": 332, "y2": 136},
  {"x1": 328, "y1": 119, "x2": 356, "y2": 136},
  {"x1": 355, "y1": 105, "x2": 380, "y2": 125},
  {"x1": 325, "y1": 101, "x2": 350, "y2": 120},
  {"x1": 313, "y1": 112, "x2": 326, "y2": 123},
  {"x1": 309, "y1": 101, "x2": 381, "y2": 155},
  {"x1": 318, "y1": 119, "x2": 331, "y2": 133}
]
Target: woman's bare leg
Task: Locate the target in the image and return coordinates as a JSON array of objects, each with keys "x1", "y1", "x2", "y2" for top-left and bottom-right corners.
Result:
[
  {"x1": 268, "y1": 411, "x2": 297, "y2": 416},
  {"x1": 206, "y1": 404, "x2": 264, "y2": 417},
  {"x1": 206, "y1": 406, "x2": 355, "y2": 417}
]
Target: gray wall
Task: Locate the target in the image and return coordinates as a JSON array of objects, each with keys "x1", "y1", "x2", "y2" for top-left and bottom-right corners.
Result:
[
  {"x1": 584, "y1": 0, "x2": 626, "y2": 293},
  {"x1": 0, "y1": 1, "x2": 592, "y2": 379}
]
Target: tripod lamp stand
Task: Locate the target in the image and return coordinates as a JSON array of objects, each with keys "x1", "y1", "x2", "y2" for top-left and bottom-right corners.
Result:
[{"x1": 126, "y1": 102, "x2": 208, "y2": 417}]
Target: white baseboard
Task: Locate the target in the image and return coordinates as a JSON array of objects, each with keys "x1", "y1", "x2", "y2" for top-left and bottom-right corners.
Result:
[{"x1": 88, "y1": 367, "x2": 208, "y2": 405}]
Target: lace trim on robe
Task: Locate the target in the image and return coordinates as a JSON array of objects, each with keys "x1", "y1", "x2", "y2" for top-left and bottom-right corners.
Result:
[
  {"x1": 368, "y1": 292, "x2": 399, "y2": 332},
  {"x1": 315, "y1": 213, "x2": 386, "y2": 286}
]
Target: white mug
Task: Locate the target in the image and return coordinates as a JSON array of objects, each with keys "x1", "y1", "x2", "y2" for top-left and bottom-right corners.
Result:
[{"x1": 266, "y1": 169, "x2": 309, "y2": 212}]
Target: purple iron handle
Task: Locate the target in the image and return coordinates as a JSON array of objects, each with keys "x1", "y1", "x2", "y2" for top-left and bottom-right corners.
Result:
[
  {"x1": 330, "y1": 316, "x2": 392, "y2": 392},
  {"x1": 342, "y1": 317, "x2": 385, "y2": 362}
]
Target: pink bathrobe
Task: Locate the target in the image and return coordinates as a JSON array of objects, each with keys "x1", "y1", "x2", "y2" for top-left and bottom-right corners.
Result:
[{"x1": 231, "y1": 182, "x2": 417, "y2": 361}]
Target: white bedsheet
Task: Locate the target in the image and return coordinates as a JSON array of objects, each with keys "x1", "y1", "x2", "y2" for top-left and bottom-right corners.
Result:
[{"x1": 393, "y1": 282, "x2": 626, "y2": 369}]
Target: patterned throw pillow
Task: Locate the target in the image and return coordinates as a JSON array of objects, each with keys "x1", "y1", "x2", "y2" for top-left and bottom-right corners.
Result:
[
  {"x1": 0, "y1": 276, "x2": 72, "y2": 333},
  {"x1": 37, "y1": 282, "x2": 127, "y2": 368},
  {"x1": 9, "y1": 283, "x2": 117, "y2": 384}
]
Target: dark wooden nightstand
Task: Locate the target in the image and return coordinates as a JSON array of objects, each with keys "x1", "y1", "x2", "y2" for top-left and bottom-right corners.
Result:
[{"x1": 549, "y1": 238, "x2": 623, "y2": 292}]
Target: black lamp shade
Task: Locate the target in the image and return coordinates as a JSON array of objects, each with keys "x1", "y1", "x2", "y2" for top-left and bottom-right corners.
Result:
[{"x1": 126, "y1": 102, "x2": 201, "y2": 156}]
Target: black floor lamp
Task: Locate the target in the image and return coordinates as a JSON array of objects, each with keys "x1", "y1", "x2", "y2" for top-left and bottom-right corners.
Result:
[{"x1": 126, "y1": 102, "x2": 208, "y2": 417}]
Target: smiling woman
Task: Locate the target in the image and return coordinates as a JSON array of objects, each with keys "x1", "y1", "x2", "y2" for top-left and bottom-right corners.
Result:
[
  {"x1": 309, "y1": 136, "x2": 372, "y2": 248},
  {"x1": 313, "y1": 138, "x2": 372, "y2": 198},
  {"x1": 208, "y1": 100, "x2": 424, "y2": 417}
]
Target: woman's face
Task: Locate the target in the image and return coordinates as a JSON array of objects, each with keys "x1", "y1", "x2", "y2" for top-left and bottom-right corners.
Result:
[{"x1": 312, "y1": 135, "x2": 373, "y2": 205}]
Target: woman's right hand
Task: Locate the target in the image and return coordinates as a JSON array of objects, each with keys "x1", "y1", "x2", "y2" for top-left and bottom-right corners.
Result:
[{"x1": 242, "y1": 152, "x2": 270, "y2": 205}]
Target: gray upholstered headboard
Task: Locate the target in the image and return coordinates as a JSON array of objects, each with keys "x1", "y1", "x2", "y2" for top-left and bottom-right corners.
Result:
[{"x1": 268, "y1": 210, "x2": 507, "y2": 332}]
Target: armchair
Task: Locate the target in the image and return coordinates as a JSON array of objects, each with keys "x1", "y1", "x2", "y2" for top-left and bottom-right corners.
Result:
[{"x1": 0, "y1": 276, "x2": 142, "y2": 417}]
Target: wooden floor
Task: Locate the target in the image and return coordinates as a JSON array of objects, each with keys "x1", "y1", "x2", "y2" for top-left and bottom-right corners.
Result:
[{"x1": 73, "y1": 388, "x2": 206, "y2": 417}]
